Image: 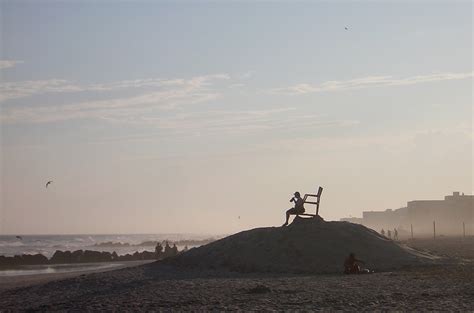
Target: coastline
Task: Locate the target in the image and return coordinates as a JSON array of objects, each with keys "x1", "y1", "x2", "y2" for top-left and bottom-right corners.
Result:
[
  {"x1": 0, "y1": 237, "x2": 472, "y2": 310},
  {"x1": 0, "y1": 260, "x2": 154, "y2": 292}
]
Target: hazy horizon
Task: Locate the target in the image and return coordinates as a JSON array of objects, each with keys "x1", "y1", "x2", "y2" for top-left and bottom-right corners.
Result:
[
  {"x1": 0, "y1": 191, "x2": 471, "y2": 236},
  {"x1": 1, "y1": 1, "x2": 472, "y2": 235}
]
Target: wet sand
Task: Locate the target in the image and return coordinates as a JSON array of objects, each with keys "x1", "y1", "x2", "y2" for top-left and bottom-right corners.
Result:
[
  {"x1": 0, "y1": 237, "x2": 472, "y2": 311},
  {"x1": 0, "y1": 260, "x2": 154, "y2": 292}
]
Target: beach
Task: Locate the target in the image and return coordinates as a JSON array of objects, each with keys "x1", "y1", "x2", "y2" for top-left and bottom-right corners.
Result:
[
  {"x1": 0, "y1": 260, "x2": 154, "y2": 292},
  {"x1": 0, "y1": 236, "x2": 472, "y2": 311},
  {"x1": 2, "y1": 1, "x2": 472, "y2": 311},
  {"x1": 0, "y1": 262, "x2": 472, "y2": 310}
]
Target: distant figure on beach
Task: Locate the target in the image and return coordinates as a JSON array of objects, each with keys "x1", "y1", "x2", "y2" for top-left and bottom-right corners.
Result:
[
  {"x1": 394, "y1": 228, "x2": 398, "y2": 240},
  {"x1": 387, "y1": 230, "x2": 392, "y2": 239},
  {"x1": 155, "y1": 242, "x2": 163, "y2": 259},
  {"x1": 282, "y1": 191, "x2": 305, "y2": 226},
  {"x1": 380, "y1": 229, "x2": 385, "y2": 236},
  {"x1": 344, "y1": 252, "x2": 365, "y2": 274}
]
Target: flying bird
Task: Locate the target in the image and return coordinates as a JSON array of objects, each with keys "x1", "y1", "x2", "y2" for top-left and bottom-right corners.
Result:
[
  {"x1": 345, "y1": 26, "x2": 349, "y2": 30},
  {"x1": 45, "y1": 180, "x2": 53, "y2": 188}
]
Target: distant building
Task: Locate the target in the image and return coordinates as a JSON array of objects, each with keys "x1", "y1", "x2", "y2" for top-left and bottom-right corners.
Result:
[
  {"x1": 362, "y1": 208, "x2": 409, "y2": 231},
  {"x1": 340, "y1": 192, "x2": 473, "y2": 237}
]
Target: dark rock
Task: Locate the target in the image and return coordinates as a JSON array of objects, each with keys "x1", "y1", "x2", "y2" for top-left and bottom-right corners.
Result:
[
  {"x1": 0, "y1": 255, "x2": 15, "y2": 268},
  {"x1": 50, "y1": 250, "x2": 114, "y2": 264},
  {"x1": 0, "y1": 254, "x2": 49, "y2": 268},
  {"x1": 20, "y1": 254, "x2": 49, "y2": 265},
  {"x1": 50, "y1": 250, "x2": 73, "y2": 264},
  {"x1": 140, "y1": 251, "x2": 156, "y2": 260},
  {"x1": 118, "y1": 253, "x2": 134, "y2": 261},
  {"x1": 71, "y1": 250, "x2": 84, "y2": 262},
  {"x1": 132, "y1": 251, "x2": 141, "y2": 260},
  {"x1": 111, "y1": 251, "x2": 118, "y2": 260},
  {"x1": 82, "y1": 250, "x2": 113, "y2": 263}
]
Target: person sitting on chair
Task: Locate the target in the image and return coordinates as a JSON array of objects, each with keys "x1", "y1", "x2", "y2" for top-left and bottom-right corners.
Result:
[{"x1": 282, "y1": 191, "x2": 305, "y2": 226}]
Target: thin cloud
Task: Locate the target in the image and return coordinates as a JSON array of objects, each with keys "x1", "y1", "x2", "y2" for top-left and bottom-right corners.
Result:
[
  {"x1": 0, "y1": 74, "x2": 229, "y2": 124},
  {"x1": 238, "y1": 71, "x2": 255, "y2": 80},
  {"x1": 1, "y1": 88, "x2": 220, "y2": 124},
  {"x1": 0, "y1": 79, "x2": 82, "y2": 102},
  {"x1": 0, "y1": 60, "x2": 23, "y2": 70},
  {"x1": 87, "y1": 108, "x2": 357, "y2": 140},
  {"x1": 270, "y1": 71, "x2": 474, "y2": 95},
  {"x1": 0, "y1": 74, "x2": 230, "y2": 103},
  {"x1": 261, "y1": 124, "x2": 473, "y2": 157}
]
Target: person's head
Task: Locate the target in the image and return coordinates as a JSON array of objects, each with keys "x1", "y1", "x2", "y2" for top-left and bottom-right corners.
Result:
[{"x1": 294, "y1": 191, "x2": 301, "y2": 198}]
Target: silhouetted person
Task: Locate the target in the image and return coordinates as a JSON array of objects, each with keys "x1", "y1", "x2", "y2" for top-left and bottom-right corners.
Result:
[
  {"x1": 282, "y1": 191, "x2": 305, "y2": 226},
  {"x1": 394, "y1": 228, "x2": 398, "y2": 240},
  {"x1": 163, "y1": 241, "x2": 172, "y2": 258},
  {"x1": 387, "y1": 230, "x2": 392, "y2": 239},
  {"x1": 344, "y1": 252, "x2": 365, "y2": 274},
  {"x1": 380, "y1": 229, "x2": 385, "y2": 236},
  {"x1": 155, "y1": 242, "x2": 163, "y2": 259},
  {"x1": 171, "y1": 244, "x2": 178, "y2": 256}
]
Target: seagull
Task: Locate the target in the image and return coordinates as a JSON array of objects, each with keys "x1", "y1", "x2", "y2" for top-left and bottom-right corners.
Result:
[
  {"x1": 345, "y1": 26, "x2": 349, "y2": 30},
  {"x1": 46, "y1": 180, "x2": 53, "y2": 188}
]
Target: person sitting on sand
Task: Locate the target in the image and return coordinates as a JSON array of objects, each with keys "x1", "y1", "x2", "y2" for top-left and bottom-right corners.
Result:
[
  {"x1": 282, "y1": 191, "x2": 305, "y2": 226},
  {"x1": 381, "y1": 229, "x2": 385, "y2": 236},
  {"x1": 344, "y1": 252, "x2": 365, "y2": 274}
]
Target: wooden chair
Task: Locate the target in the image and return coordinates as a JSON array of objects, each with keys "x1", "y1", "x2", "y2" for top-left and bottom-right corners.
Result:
[{"x1": 298, "y1": 186, "x2": 324, "y2": 217}]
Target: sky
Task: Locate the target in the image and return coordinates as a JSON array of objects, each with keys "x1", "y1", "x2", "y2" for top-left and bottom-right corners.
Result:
[{"x1": 0, "y1": 1, "x2": 472, "y2": 235}]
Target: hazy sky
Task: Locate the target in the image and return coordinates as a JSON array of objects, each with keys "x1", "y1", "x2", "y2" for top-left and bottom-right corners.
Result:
[{"x1": 0, "y1": 1, "x2": 472, "y2": 235}]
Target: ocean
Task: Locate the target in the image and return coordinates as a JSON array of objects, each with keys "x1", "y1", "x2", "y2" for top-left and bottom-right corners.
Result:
[
  {"x1": 0, "y1": 233, "x2": 218, "y2": 258},
  {"x1": 0, "y1": 234, "x2": 218, "y2": 277}
]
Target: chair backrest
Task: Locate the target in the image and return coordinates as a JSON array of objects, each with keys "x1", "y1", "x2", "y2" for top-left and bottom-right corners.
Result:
[
  {"x1": 316, "y1": 187, "x2": 323, "y2": 216},
  {"x1": 316, "y1": 186, "x2": 323, "y2": 202},
  {"x1": 302, "y1": 186, "x2": 324, "y2": 215}
]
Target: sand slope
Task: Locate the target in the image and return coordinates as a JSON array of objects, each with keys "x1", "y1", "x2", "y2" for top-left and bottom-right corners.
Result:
[{"x1": 167, "y1": 217, "x2": 434, "y2": 273}]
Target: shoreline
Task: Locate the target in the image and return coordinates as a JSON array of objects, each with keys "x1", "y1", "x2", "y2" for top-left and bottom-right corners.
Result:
[
  {"x1": 0, "y1": 260, "x2": 154, "y2": 291},
  {"x1": 0, "y1": 236, "x2": 472, "y2": 310},
  {"x1": 0, "y1": 243, "x2": 181, "y2": 270}
]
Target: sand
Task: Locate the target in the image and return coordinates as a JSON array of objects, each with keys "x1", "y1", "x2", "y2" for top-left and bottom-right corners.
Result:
[
  {"x1": 166, "y1": 217, "x2": 437, "y2": 273},
  {"x1": 0, "y1": 262, "x2": 472, "y2": 311},
  {"x1": 0, "y1": 260, "x2": 154, "y2": 292},
  {"x1": 0, "y1": 222, "x2": 472, "y2": 311},
  {"x1": 403, "y1": 236, "x2": 474, "y2": 261}
]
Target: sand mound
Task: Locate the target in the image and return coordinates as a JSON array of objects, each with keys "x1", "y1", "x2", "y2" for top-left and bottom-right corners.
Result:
[{"x1": 166, "y1": 217, "x2": 435, "y2": 274}]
